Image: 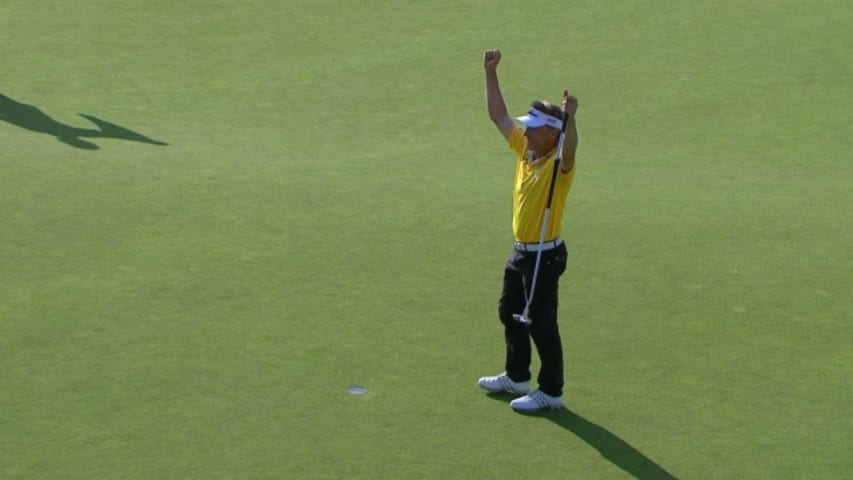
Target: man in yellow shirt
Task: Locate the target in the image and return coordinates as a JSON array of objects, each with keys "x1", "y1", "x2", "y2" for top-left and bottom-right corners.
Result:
[{"x1": 477, "y1": 49, "x2": 580, "y2": 412}]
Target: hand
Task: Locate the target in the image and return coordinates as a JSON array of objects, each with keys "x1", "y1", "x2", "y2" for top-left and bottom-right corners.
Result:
[
  {"x1": 483, "y1": 49, "x2": 502, "y2": 71},
  {"x1": 562, "y1": 89, "x2": 579, "y2": 117}
]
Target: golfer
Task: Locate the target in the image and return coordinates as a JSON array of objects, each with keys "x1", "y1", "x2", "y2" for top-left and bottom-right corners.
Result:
[{"x1": 477, "y1": 49, "x2": 579, "y2": 412}]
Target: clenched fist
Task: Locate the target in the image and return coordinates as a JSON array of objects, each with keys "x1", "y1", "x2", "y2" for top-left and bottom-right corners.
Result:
[
  {"x1": 483, "y1": 49, "x2": 502, "y2": 71},
  {"x1": 562, "y1": 89, "x2": 579, "y2": 117}
]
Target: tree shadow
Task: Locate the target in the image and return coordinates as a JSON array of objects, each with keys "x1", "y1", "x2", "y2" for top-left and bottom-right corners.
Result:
[
  {"x1": 0, "y1": 93, "x2": 168, "y2": 150},
  {"x1": 487, "y1": 393, "x2": 680, "y2": 480}
]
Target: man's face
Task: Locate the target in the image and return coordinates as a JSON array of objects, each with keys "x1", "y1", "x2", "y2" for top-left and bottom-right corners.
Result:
[{"x1": 524, "y1": 125, "x2": 558, "y2": 155}]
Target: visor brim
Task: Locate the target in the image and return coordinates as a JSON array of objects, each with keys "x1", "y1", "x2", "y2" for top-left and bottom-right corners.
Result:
[{"x1": 515, "y1": 114, "x2": 549, "y2": 128}]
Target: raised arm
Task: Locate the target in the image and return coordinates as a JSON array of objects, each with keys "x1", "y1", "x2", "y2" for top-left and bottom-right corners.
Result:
[
  {"x1": 483, "y1": 49, "x2": 514, "y2": 141},
  {"x1": 560, "y1": 89, "x2": 580, "y2": 172}
]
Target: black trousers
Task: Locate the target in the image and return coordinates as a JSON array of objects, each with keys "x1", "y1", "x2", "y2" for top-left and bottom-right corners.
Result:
[{"x1": 498, "y1": 243, "x2": 568, "y2": 397}]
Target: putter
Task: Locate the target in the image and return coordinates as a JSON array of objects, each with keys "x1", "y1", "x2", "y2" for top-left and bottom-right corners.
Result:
[{"x1": 512, "y1": 110, "x2": 569, "y2": 325}]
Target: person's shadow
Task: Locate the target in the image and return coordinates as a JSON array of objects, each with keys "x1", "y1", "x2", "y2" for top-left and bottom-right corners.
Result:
[
  {"x1": 0, "y1": 93, "x2": 167, "y2": 150},
  {"x1": 488, "y1": 393, "x2": 680, "y2": 480}
]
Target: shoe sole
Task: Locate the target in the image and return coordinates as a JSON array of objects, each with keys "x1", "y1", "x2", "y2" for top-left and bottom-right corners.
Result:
[
  {"x1": 478, "y1": 384, "x2": 530, "y2": 395},
  {"x1": 478, "y1": 382, "x2": 530, "y2": 395},
  {"x1": 511, "y1": 404, "x2": 564, "y2": 412},
  {"x1": 485, "y1": 388, "x2": 530, "y2": 395}
]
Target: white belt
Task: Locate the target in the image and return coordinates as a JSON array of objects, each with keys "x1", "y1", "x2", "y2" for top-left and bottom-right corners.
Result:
[{"x1": 514, "y1": 237, "x2": 563, "y2": 253}]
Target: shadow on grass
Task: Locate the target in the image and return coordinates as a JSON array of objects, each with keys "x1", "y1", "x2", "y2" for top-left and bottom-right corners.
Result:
[
  {"x1": 0, "y1": 93, "x2": 167, "y2": 150},
  {"x1": 487, "y1": 393, "x2": 679, "y2": 480}
]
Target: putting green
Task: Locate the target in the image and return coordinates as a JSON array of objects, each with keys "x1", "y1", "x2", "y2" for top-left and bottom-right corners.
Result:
[{"x1": 2, "y1": 1, "x2": 850, "y2": 479}]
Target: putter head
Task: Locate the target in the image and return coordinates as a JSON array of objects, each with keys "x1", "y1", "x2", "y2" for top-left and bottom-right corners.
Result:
[{"x1": 512, "y1": 313, "x2": 533, "y2": 325}]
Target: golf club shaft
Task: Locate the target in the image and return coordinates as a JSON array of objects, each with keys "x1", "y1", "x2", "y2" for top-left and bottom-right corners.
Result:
[{"x1": 520, "y1": 208, "x2": 551, "y2": 317}]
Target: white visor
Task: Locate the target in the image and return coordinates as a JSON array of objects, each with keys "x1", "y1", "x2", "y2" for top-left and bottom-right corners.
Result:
[{"x1": 515, "y1": 108, "x2": 563, "y2": 130}]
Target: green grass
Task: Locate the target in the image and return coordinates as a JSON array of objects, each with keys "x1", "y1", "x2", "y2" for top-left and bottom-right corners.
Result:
[{"x1": 2, "y1": 1, "x2": 851, "y2": 478}]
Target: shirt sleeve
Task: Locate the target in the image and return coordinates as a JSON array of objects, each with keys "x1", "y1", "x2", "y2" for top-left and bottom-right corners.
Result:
[{"x1": 507, "y1": 126, "x2": 526, "y2": 156}]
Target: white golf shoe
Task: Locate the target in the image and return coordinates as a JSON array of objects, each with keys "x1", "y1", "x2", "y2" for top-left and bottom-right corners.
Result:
[
  {"x1": 477, "y1": 372, "x2": 530, "y2": 395},
  {"x1": 510, "y1": 389, "x2": 564, "y2": 412}
]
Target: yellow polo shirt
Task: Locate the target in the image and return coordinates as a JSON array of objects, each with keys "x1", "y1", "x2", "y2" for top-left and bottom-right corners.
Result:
[{"x1": 509, "y1": 127, "x2": 575, "y2": 243}]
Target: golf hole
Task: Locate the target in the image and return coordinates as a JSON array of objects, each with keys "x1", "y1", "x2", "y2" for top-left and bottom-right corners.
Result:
[{"x1": 347, "y1": 385, "x2": 367, "y2": 395}]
